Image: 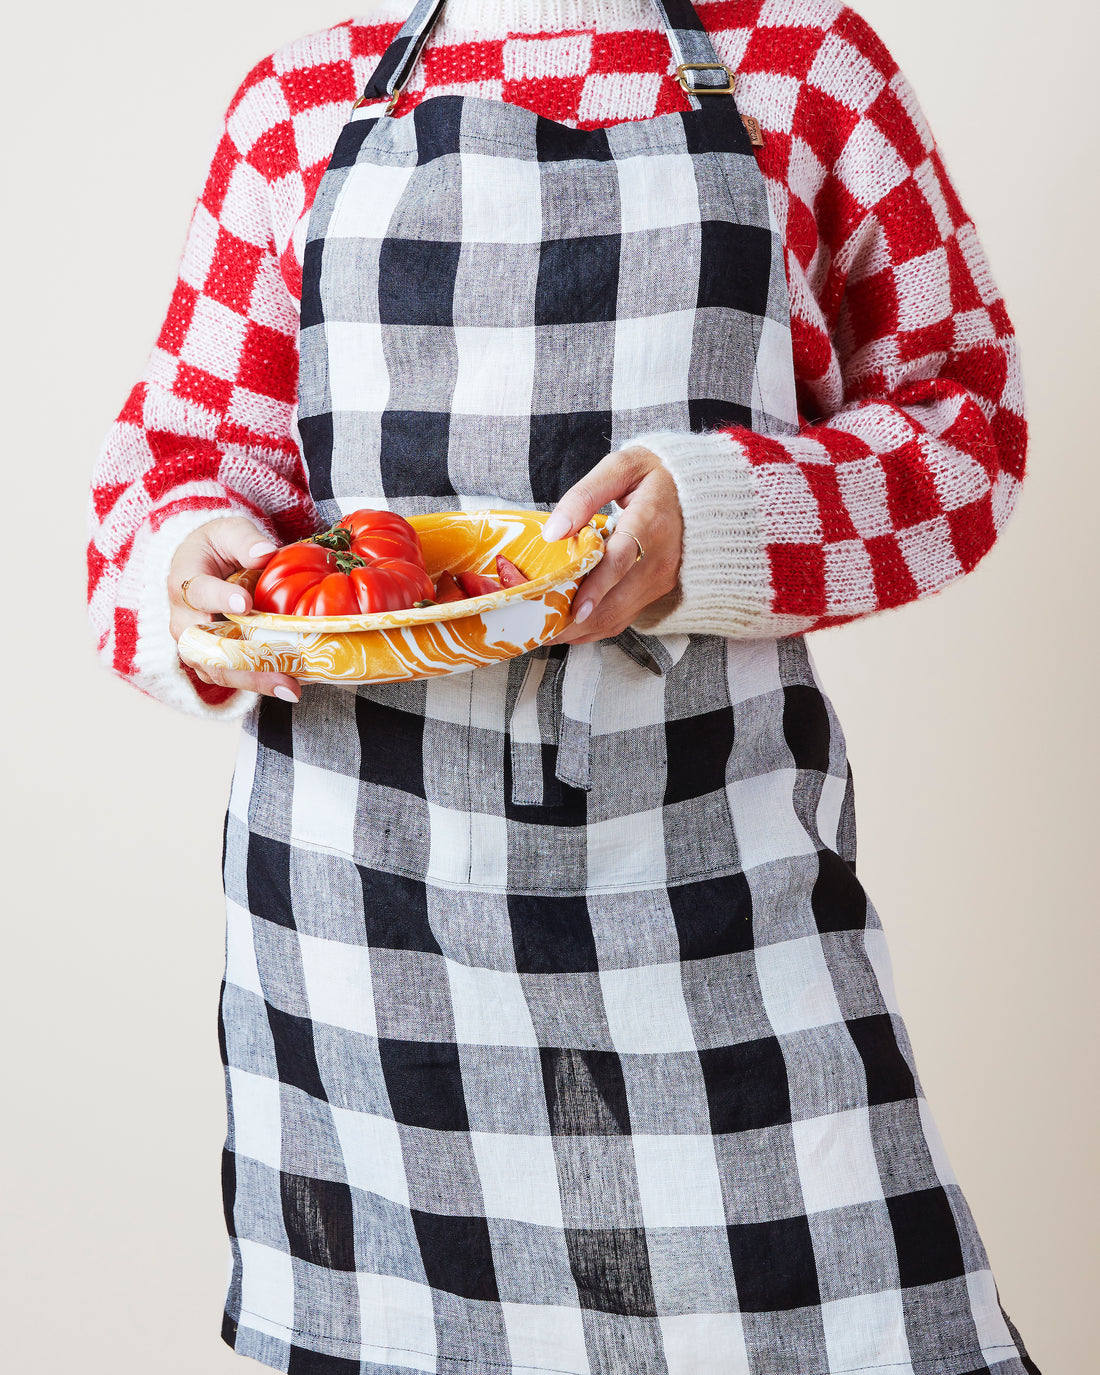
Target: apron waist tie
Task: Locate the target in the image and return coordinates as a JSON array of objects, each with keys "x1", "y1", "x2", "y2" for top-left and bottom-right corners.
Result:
[
  {"x1": 554, "y1": 640, "x2": 604, "y2": 791},
  {"x1": 508, "y1": 628, "x2": 690, "y2": 806}
]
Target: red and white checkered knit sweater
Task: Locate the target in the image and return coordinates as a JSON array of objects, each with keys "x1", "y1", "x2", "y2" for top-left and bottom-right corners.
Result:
[{"x1": 86, "y1": 0, "x2": 1025, "y2": 717}]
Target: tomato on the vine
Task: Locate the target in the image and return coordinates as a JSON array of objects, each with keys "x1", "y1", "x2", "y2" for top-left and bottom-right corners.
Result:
[
  {"x1": 252, "y1": 519, "x2": 434, "y2": 616},
  {"x1": 349, "y1": 558, "x2": 437, "y2": 613},
  {"x1": 252, "y1": 544, "x2": 343, "y2": 615},
  {"x1": 248, "y1": 511, "x2": 530, "y2": 617},
  {"x1": 335, "y1": 509, "x2": 427, "y2": 569}
]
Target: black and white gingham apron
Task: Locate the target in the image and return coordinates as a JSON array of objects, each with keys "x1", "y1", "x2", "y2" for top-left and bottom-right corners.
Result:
[{"x1": 218, "y1": 3, "x2": 1040, "y2": 1371}]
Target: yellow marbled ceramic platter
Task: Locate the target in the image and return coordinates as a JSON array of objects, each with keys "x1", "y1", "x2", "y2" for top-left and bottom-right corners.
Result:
[{"x1": 177, "y1": 508, "x2": 607, "y2": 685}]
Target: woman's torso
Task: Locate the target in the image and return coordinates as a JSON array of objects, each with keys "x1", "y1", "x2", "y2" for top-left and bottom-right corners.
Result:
[
  {"x1": 217, "y1": 9, "x2": 1037, "y2": 1374},
  {"x1": 245, "y1": 0, "x2": 834, "y2": 901}
]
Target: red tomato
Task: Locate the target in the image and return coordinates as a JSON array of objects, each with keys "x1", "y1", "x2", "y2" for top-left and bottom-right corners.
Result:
[
  {"x1": 293, "y1": 572, "x2": 363, "y2": 616},
  {"x1": 252, "y1": 539, "x2": 434, "y2": 616},
  {"x1": 335, "y1": 509, "x2": 427, "y2": 569},
  {"x1": 252, "y1": 544, "x2": 339, "y2": 614},
  {"x1": 349, "y1": 559, "x2": 435, "y2": 613}
]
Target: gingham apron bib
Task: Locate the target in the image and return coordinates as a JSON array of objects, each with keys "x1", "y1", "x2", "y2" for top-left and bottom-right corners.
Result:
[{"x1": 217, "y1": 3, "x2": 1040, "y2": 1372}]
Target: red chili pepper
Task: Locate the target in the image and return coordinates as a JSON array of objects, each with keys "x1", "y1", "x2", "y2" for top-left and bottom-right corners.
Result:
[
  {"x1": 496, "y1": 555, "x2": 529, "y2": 587},
  {"x1": 433, "y1": 570, "x2": 466, "y2": 603},
  {"x1": 455, "y1": 570, "x2": 502, "y2": 597}
]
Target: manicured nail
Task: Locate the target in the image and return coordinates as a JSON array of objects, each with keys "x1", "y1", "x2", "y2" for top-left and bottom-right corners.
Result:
[
  {"x1": 228, "y1": 593, "x2": 247, "y2": 613},
  {"x1": 541, "y1": 510, "x2": 570, "y2": 542},
  {"x1": 574, "y1": 600, "x2": 592, "y2": 624},
  {"x1": 273, "y1": 685, "x2": 299, "y2": 703},
  {"x1": 249, "y1": 541, "x2": 277, "y2": 558}
]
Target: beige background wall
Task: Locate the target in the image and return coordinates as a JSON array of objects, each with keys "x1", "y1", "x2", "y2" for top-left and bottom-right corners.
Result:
[{"x1": 2, "y1": 1, "x2": 1093, "y2": 1370}]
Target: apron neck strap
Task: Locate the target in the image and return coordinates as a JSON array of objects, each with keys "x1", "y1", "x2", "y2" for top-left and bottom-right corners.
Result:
[
  {"x1": 360, "y1": 0, "x2": 446, "y2": 106},
  {"x1": 357, "y1": 0, "x2": 729, "y2": 110},
  {"x1": 650, "y1": 0, "x2": 734, "y2": 99}
]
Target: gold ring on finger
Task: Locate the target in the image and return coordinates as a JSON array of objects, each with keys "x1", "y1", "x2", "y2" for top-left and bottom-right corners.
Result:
[
  {"x1": 618, "y1": 530, "x2": 645, "y2": 563},
  {"x1": 180, "y1": 577, "x2": 199, "y2": 611}
]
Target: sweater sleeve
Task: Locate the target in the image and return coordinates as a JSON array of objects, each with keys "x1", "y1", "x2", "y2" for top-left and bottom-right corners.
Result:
[
  {"x1": 627, "y1": 8, "x2": 1026, "y2": 640},
  {"x1": 86, "y1": 63, "x2": 321, "y2": 718}
]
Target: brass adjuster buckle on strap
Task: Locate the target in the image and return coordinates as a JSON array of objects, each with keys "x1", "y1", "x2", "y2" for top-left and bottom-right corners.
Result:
[
  {"x1": 675, "y1": 62, "x2": 735, "y2": 95},
  {"x1": 351, "y1": 87, "x2": 402, "y2": 116}
]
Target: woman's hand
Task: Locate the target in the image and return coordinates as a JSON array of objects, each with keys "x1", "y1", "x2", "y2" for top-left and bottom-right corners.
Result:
[
  {"x1": 543, "y1": 446, "x2": 683, "y2": 646},
  {"x1": 168, "y1": 516, "x2": 301, "y2": 702}
]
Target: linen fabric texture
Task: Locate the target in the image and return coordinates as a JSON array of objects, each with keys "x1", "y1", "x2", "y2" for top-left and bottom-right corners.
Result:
[
  {"x1": 85, "y1": 0, "x2": 1029, "y2": 719},
  {"x1": 218, "y1": 2, "x2": 1039, "y2": 1374}
]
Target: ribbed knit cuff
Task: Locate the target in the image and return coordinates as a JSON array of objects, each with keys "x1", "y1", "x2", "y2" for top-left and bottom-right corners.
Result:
[
  {"x1": 127, "y1": 505, "x2": 279, "y2": 720},
  {"x1": 621, "y1": 430, "x2": 780, "y2": 638}
]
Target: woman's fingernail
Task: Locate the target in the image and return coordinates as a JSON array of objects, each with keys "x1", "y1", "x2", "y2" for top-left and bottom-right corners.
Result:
[
  {"x1": 249, "y1": 542, "x2": 277, "y2": 558},
  {"x1": 228, "y1": 593, "x2": 247, "y2": 613},
  {"x1": 541, "y1": 511, "x2": 569, "y2": 542},
  {"x1": 273, "y1": 685, "x2": 299, "y2": 703},
  {"x1": 574, "y1": 600, "x2": 592, "y2": 624}
]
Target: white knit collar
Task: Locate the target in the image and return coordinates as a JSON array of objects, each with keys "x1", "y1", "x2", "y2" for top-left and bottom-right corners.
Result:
[{"x1": 365, "y1": 0, "x2": 662, "y2": 36}]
